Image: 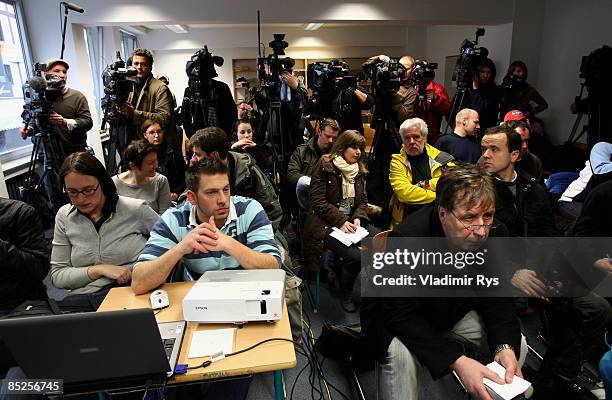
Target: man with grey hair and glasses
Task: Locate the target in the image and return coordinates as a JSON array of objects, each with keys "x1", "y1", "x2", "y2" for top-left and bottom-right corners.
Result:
[{"x1": 361, "y1": 164, "x2": 528, "y2": 400}]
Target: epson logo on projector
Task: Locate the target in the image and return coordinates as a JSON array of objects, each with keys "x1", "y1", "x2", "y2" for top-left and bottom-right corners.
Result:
[{"x1": 195, "y1": 306, "x2": 208, "y2": 310}]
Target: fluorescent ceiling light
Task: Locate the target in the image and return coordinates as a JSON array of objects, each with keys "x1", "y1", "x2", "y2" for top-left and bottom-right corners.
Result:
[
  {"x1": 304, "y1": 23, "x2": 324, "y2": 31},
  {"x1": 165, "y1": 24, "x2": 189, "y2": 33}
]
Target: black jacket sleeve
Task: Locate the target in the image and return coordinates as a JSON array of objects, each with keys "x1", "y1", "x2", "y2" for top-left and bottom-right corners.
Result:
[{"x1": 0, "y1": 201, "x2": 49, "y2": 284}]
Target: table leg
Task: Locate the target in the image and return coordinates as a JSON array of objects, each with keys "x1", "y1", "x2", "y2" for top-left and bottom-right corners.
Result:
[{"x1": 274, "y1": 370, "x2": 285, "y2": 400}]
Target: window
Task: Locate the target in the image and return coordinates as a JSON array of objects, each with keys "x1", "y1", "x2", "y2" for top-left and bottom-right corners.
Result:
[
  {"x1": 0, "y1": 0, "x2": 32, "y2": 160},
  {"x1": 120, "y1": 31, "x2": 138, "y2": 61}
]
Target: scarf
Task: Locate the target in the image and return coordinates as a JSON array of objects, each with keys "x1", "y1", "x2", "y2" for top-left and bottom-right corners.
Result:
[{"x1": 332, "y1": 155, "x2": 359, "y2": 199}]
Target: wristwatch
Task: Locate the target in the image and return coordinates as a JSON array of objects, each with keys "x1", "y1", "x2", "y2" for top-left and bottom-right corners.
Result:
[{"x1": 494, "y1": 344, "x2": 515, "y2": 355}]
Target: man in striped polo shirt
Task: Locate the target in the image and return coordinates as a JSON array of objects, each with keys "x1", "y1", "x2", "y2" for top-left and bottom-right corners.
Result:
[{"x1": 131, "y1": 157, "x2": 280, "y2": 295}]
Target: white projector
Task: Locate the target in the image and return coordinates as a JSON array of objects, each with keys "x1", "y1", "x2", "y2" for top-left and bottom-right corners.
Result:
[{"x1": 182, "y1": 269, "x2": 286, "y2": 324}]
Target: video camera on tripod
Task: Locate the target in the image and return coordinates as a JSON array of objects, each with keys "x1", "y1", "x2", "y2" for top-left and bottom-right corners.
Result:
[
  {"x1": 21, "y1": 63, "x2": 63, "y2": 133},
  {"x1": 100, "y1": 51, "x2": 137, "y2": 174},
  {"x1": 186, "y1": 45, "x2": 224, "y2": 85},
  {"x1": 256, "y1": 34, "x2": 295, "y2": 100},
  {"x1": 452, "y1": 28, "x2": 488, "y2": 90},
  {"x1": 180, "y1": 45, "x2": 225, "y2": 138},
  {"x1": 306, "y1": 60, "x2": 357, "y2": 120},
  {"x1": 101, "y1": 52, "x2": 137, "y2": 123},
  {"x1": 363, "y1": 58, "x2": 406, "y2": 95},
  {"x1": 411, "y1": 60, "x2": 438, "y2": 101},
  {"x1": 19, "y1": 62, "x2": 66, "y2": 225}
]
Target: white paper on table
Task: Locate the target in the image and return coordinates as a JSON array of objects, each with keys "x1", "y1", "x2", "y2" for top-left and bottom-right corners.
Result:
[
  {"x1": 483, "y1": 361, "x2": 531, "y2": 400},
  {"x1": 187, "y1": 328, "x2": 235, "y2": 359},
  {"x1": 330, "y1": 226, "x2": 369, "y2": 246}
]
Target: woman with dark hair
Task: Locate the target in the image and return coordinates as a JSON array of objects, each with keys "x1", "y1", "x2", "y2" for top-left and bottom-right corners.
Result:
[
  {"x1": 141, "y1": 119, "x2": 186, "y2": 202},
  {"x1": 230, "y1": 119, "x2": 273, "y2": 177},
  {"x1": 500, "y1": 60, "x2": 548, "y2": 118},
  {"x1": 51, "y1": 152, "x2": 159, "y2": 295},
  {"x1": 465, "y1": 58, "x2": 500, "y2": 130},
  {"x1": 113, "y1": 140, "x2": 172, "y2": 214},
  {"x1": 303, "y1": 130, "x2": 374, "y2": 312}
]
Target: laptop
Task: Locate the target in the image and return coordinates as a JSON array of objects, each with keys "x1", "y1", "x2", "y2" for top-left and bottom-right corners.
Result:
[
  {"x1": 0, "y1": 309, "x2": 185, "y2": 394},
  {"x1": 158, "y1": 320, "x2": 186, "y2": 377}
]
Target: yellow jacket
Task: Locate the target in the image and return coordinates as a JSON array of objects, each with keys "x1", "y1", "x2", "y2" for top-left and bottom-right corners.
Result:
[{"x1": 389, "y1": 143, "x2": 454, "y2": 228}]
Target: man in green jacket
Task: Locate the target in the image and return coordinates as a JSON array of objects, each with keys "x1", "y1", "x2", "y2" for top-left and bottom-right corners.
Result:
[
  {"x1": 122, "y1": 48, "x2": 178, "y2": 149},
  {"x1": 287, "y1": 118, "x2": 340, "y2": 210}
]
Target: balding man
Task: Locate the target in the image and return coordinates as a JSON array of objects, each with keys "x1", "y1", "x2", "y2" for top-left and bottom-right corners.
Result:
[{"x1": 435, "y1": 108, "x2": 482, "y2": 164}]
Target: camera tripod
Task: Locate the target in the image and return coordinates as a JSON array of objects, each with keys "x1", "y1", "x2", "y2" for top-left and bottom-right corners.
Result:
[
  {"x1": 182, "y1": 84, "x2": 220, "y2": 139},
  {"x1": 20, "y1": 122, "x2": 66, "y2": 224},
  {"x1": 445, "y1": 84, "x2": 469, "y2": 134},
  {"x1": 256, "y1": 93, "x2": 286, "y2": 185},
  {"x1": 101, "y1": 102, "x2": 128, "y2": 175}
]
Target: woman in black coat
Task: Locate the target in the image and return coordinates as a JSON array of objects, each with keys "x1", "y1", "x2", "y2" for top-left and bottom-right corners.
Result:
[{"x1": 303, "y1": 130, "x2": 371, "y2": 312}]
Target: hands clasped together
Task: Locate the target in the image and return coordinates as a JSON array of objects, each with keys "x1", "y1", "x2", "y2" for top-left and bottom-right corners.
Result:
[{"x1": 177, "y1": 216, "x2": 229, "y2": 255}]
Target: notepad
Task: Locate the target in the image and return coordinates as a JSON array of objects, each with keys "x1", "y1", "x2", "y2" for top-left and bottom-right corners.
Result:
[
  {"x1": 329, "y1": 226, "x2": 369, "y2": 247},
  {"x1": 187, "y1": 328, "x2": 235, "y2": 359},
  {"x1": 483, "y1": 361, "x2": 531, "y2": 400}
]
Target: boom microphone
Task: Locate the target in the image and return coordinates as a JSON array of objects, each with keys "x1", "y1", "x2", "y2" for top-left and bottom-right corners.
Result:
[{"x1": 61, "y1": 2, "x2": 84, "y2": 13}]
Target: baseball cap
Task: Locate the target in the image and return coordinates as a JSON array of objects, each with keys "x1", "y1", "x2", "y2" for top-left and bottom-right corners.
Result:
[
  {"x1": 503, "y1": 110, "x2": 526, "y2": 123},
  {"x1": 44, "y1": 58, "x2": 70, "y2": 71}
]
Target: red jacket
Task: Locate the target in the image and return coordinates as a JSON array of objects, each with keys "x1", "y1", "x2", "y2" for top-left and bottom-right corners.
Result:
[{"x1": 414, "y1": 81, "x2": 451, "y2": 144}]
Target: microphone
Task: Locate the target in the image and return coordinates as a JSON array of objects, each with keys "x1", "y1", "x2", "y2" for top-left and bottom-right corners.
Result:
[{"x1": 61, "y1": 2, "x2": 84, "y2": 13}]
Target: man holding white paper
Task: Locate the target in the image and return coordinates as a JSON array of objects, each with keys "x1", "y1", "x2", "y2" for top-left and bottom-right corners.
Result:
[{"x1": 361, "y1": 164, "x2": 528, "y2": 400}]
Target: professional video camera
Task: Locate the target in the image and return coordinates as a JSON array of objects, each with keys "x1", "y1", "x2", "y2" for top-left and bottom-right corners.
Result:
[
  {"x1": 452, "y1": 28, "x2": 488, "y2": 89},
  {"x1": 257, "y1": 34, "x2": 295, "y2": 94},
  {"x1": 21, "y1": 63, "x2": 63, "y2": 132},
  {"x1": 100, "y1": 51, "x2": 137, "y2": 174},
  {"x1": 411, "y1": 60, "x2": 438, "y2": 102},
  {"x1": 306, "y1": 60, "x2": 358, "y2": 120},
  {"x1": 363, "y1": 58, "x2": 406, "y2": 95},
  {"x1": 500, "y1": 74, "x2": 528, "y2": 92},
  {"x1": 411, "y1": 60, "x2": 437, "y2": 88},
  {"x1": 186, "y1": 45, "x2": 224, "y2": 88},
  {"x1": 101, "y1": 52, "x2": 137, "y2": 109},
  {"x1": 307, "y1": 60, "x2": 356, "y2": 93}
]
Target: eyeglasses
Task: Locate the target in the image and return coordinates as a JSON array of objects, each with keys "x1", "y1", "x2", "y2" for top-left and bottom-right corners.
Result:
[
  {"x1": 146, "y1": 130, "x2": 163, "y2": 136},
  {"x1": 65, "y1": 183, "x2": 100, "y2": 198},
  {"x1": 450, "y1": 210, "x2": 498, "y2": 232}
]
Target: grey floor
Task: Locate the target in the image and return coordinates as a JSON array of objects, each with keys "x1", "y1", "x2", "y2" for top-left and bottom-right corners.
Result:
[{"x1": 243, "y1": 277, "x2": 546, "y2": 400}]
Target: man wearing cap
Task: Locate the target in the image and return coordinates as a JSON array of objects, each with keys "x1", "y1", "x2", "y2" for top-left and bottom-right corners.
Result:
[
  {"x1": 121, "y1": 48, "x2": 178, "y2": 149},
  {"x1": 19, "y1": 58, "x2": 93, "y2": 212}
]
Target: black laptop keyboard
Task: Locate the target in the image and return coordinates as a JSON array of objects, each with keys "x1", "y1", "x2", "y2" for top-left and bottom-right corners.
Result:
[{"x1": 163, "y1": 338, "x2": 176, "y2": 360}]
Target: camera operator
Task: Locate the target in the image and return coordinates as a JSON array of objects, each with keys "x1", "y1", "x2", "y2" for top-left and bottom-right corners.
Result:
[
  {"x1": 121, "y1": 48, "x2": 179, "y2": 149},
  {"x1": 404, "y1": 56, "x2": 451, "y2": 144},
  {"x1": 318, "y1": 60, "x2": 374, "y2": 134},
  {"x1": 464, "y1": 58, "x2": 500, "y2": 131},
  {"x1": 181, "y1": 46, "x2": 236, "y2": 140},
  {"x1": 19, "y1": 59, "x2": 93, "y2": 213},
  {"x1": 500, "y1": 61, "x2": 548, "y2": 120},
  {"x1": 362, "y1": 54, "x2": 417, "y2": 226}
]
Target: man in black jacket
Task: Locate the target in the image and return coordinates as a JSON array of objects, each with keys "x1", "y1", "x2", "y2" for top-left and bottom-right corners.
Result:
[
  {"x1": 480, "y1": 125, "x2": 557, "y2": 237},
  {"x1": 0, "y1": 198, "x2": 49, "y2": 315},
  {"x1": 361, "y1": 164, "x2": 525, "y2": 400},
  {"x1": 482, "y1": 126, "x2": 610, "y2": 398}
]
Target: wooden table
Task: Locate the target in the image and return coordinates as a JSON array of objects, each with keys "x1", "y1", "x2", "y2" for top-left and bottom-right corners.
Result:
[{"x1": 98, "y1": 282, "x2": 296, "y2": 399}]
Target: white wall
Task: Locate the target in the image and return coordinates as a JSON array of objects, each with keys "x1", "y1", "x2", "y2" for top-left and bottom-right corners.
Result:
[{"x1": 537, "y1": 0, "x2": 612, "y2": 145}]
